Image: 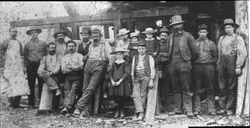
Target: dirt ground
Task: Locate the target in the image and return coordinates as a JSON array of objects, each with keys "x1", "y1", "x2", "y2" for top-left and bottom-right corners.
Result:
[{"x1": 1, "y1": 94, "x2": 249, "y2": 128}]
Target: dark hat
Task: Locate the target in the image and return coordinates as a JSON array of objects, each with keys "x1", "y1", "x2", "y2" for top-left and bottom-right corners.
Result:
[
  {"x1": 159, "y1": 26, "x2": 169, "y2": 33},
  {"x1": 111, "y1": 47, "x2": 128, "y2": 54},
  {"x1": 26, "y1": 28, "x2": 42, "y2": 35},
  {"x1": 138, "y1": 42, "x2": 146, "y2": 47},
  {"x1": 221, "y1": 18, "x2": 239, "y2": 29},
  {"x1": 197, "y1": 24, "x2": 208, "y2": 31},
  {"x1": 168, "y1": 15, "x2": 186, "y2": 27},
  {"x1": 54, "y1": 30, "x2": 67, "y2": 38},
  {"x1": 80, "y1": 27, "x2": 91, "y2": 35}
]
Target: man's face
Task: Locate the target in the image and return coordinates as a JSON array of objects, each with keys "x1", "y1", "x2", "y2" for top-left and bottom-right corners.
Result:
[
  {"x1": 146, "y1": 33, "x2": 153, "y2": 39},
  {"x1": 10, "y1": 29, "x2": 17, "y2": 38},
  {"x1": 138, "y1": 46, "x2": 146, "y2": 55},
  {"x1": 224, "y1": 25, "x2": 235, "y2": 35},
  {"x1": 81, "y1": 32, "x2": 90, "y2": 43},
  {"x1": 159, "y1": 32, "x2": 168, "y2": 42},
  {"x1": 198, "y1": 29, "x2": 208, "y2": 39},
  {"x1": 67, "y1": 43, "x2": 76, "y2": 53},
  {"x1": 92, "y1": 33, "x2": 101, "y2": 43},
  {"x1": 121, "y1": 34, "x2": 128, "y2": 41},
  {"x1": 48, "y1": 44, "x2": 56, "y2": 55},
  {"x1": 115, "y1": 52, "x2": 123, "y2": 60},
  {"x1": 56, "y1": 33, "x2": 65, "y2": 43},
  {"x1": 131, "y1": 37, "x2": 138, "y2": 42},
  {"x1": 30, "y1": 31, "x2": 38, "y2": 39},
  {"x1": 172, "y1": 24, "x2": 183, "y2": 32}
]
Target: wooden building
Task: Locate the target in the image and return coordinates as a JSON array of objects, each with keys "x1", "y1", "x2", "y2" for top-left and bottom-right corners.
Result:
[{"x1": 10, "y1": 1, "x2": 249, "y2": 121}]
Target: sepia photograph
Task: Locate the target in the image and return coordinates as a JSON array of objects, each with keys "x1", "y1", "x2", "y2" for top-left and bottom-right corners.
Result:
[{"x1": 0, "y1": 1, "x2": 249, "y2": 128}]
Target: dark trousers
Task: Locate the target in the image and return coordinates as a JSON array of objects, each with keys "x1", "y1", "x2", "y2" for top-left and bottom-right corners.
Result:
[
  {"x1": 26, "y1": 61, "x2": 43, "y2": 106},
  {"x1": 169, "y1": 60, "x2": 193, "y2": 113},
  {"x1": 217, "y1": 55, "x2": 236, "y2": 112},
  {"x1": 64, "y1": 75, "x2": 81, "y2": 110},
  {"x1": 76, "y1": 60, "x2": 107, "y2": 111},
  {"x1": 193, "y1": 63, "x2": 216, "y2": 113},
  {"x1": 8, "y1": 96, "x2": 21, "y2": 108}
]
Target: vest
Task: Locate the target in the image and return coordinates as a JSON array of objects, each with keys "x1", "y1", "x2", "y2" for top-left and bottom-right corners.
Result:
[{"x1": 134, "y1": 54, "x2": 151, "y2": 77}]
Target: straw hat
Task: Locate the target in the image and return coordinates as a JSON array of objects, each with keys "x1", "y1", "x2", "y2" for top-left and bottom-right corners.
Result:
[
  {"x1": 53, "y1": 30, "x2": 67, "y2": 38},
  {"x1": 117, "y1": 28, "x2": 130, "y2": 36},
  {"x1": 142, "y1": 28, "x2": 157, "y2": 34},
  {"x1": 221, "y1": 18, "x2": 239, "y2": 29},
  {"x1": 111, "y1": 47, "x2": 128, "y2": 54},
  {"x1": 130, "y1": 32, "x2": 140, "y2": 38},
  {"x1": 168, "y1": 15, "x2": 186, "y2": 27},
  {"x1": 26, "y1": 28, "x2": 42, "y2": 35}
]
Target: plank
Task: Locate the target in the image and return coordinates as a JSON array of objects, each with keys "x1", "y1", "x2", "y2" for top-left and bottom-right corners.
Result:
[
  {"x1": 62, "y1": 2, "x2": 80, "y2": 17},
  {"x1": 145, "y1": 72, "x2": 159, "y2": 124}
]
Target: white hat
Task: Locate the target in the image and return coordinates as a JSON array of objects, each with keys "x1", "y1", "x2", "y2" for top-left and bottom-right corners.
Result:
[
  {"x1": 117, "y1": 28, "x2": 130, "y2": 36},
  {"x1": 142, "y1": 28, "x2": 157, "y2": 34}
]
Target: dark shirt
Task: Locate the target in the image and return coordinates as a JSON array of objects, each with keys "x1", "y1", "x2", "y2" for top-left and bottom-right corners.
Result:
[
  {"x1": 195, "y1": 38, "x2": 217, "y2": 64},
  {"x1": 144, "y1": 38, "x2": 160, "y2": 55},
  {"x1": 128, "y1": 42, "x2": 139, "y2": 63},
  {"x1": 159, "y1": 40, "x2": 169, "y2": 62},
  {"x1": 24, "y1": 38, "x2": 47, "y2": 63},
  {"x1": 171, "y1": 34, "x2": 183, "y2": 62}
]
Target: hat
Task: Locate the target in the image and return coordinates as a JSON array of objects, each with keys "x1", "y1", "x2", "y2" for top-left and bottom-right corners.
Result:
[
  {"x1": 138, "y1": 42, "x2": 146, "y2": 47},
  {"x1": 168, "y1": 15, "x2": 186, "y2": 27},
  {"x1": 159, "y1": 26, "x2": 169, "y2": 33},
  {"x1": 26, "y1": 28, "x2": 42, "y2": 35},
  {"x1": 92, "y1": 28, "x2": 103, "y2": 37},
  {"x1": 54, "y1": 30, "x2": 67, "y2": 38},
  {"x1": 142, "y1": 28, "x2": 157, "y2": 34},
  {"x1": 117, "y1": 28, "x2": 130, "y2": 36},
  {"x1": 130, "y1": 32, "x2": 140, "y2": 38},
  {"x1": 197, "y1": 24, "x2": 208, "y2": 31},
  {"x1": 80, "y1": 27, "x2": 91, "y2": 35},
  {"x1": 221, "y1": 18, "x2": 239, "y2": 28},
  {"x1": 111, "y1": 47, "x2": 128, "y2": 54}
]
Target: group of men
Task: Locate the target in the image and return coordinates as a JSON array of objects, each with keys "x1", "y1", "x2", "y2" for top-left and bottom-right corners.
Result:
[{"x1": 1, "y1": 14, "x2": 247, "y2": 119}]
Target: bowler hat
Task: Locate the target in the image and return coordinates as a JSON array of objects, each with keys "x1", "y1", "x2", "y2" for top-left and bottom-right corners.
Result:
[
  {"x1": 168, "y1": 15, "x2": 186, "y2": 27},
  {"x1": 159, "y1": 26, "x2": 169, "y2": 33},
  {"x1": 221, "y1": 18, "x2": 239, "y2": 28},
  {"x1": 138, "y1": 42, "x2": 146, "y2": 47},
  {"x1": 54, "y1": 30, "x2": 67, "y2": 38},
  {"x1": 80, "y1": 27, "x2": 91, "y2": 35},
  {"x1": 197, "y1": 24, "x2": 208, "y2": 31},
  {"x1": 117, "y1": 28, "x2": 130, "y2": 36},
  {"x1": 142, "y1": 28, "x2": 157, "y2": 34},
  {"x1": 26, "y1": 28, "x2": 42, "y2": 35}
]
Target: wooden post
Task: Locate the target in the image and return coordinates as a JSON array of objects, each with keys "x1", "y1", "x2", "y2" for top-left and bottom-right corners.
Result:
[
  {"x1": 71, "y1": 25, "x2": 79, "y2": 40},
  {"x1": 235, "y1": 0, "x2": 249, "y2": 117},
  {"x1": 145, "y1": 72, "x2": 159, "y2": 124}
]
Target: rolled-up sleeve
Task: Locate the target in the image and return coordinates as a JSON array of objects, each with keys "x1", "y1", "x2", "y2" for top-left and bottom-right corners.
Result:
[
  {"x1": 236, "y1": 36, "x2": 247, "y2": 68},
  {"x1": 149, "y1": 55, "x2": 156, "y2": 79}
]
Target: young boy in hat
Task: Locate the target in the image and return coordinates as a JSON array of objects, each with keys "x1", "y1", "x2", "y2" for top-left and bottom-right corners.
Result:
[
  {"x1": 217, "y1": 19, "x2": 247, "y2": 116},
  {"x1": 128, "y1": 32, "x2": 141, "y2": 63},
  {"x1": 193, "y1": 24, "x2": 217, "y2": 116},
  {"x1": 108, "y1": 47, "x2": 131, "y2": 118},
  {"x1": 131, "y1": 42, "x2": 156, "y2": 120}
]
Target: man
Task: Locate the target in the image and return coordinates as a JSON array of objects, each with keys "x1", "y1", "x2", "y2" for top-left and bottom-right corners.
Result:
[
  {"x1": 131, "y1": 41, "x2": 156, "y2": 120},
  {"x1": 157, "y1": 26, "x2": 170, "y2": 113},
  {"x1": 24, "y1": 28, "x2": 47, "y2": 108},
  {"x1": 74, "y1": 29, "x2": 112, "y2": 117},
  {"x1": 60, "y1": 40, "x2": 84, "y2": 115},
  {"x1": 167, "y1": 15, "x2": 197, "y2": 117},
  {"x1": 217, "y1": 19, "x2": 247, "y2": 116},
  {"x1": 193, "y1": 24, "x2": 217, "y2": 116},
  {"x1": 37, "y1": 42, "x2": 61, "y2": 114}
]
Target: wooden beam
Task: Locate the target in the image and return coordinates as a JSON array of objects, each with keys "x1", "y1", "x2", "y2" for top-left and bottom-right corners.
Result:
[
  {"x1": 10, "y1": 6, "x2": 188, "y2": 27},
  {"x1": 62, "y1": 2, "x2": 80, "y2": 17}
]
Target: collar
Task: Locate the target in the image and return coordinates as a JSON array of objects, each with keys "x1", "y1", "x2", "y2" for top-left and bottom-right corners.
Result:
[
  {"x1": 174, "y1": 30, "x2": 184, "y2": 36},
  {"x1": 139, "y1": 54, "x2": 145, "y2": 58},
  {"x1": 82, "y1": 40, "x2": 91, "y2": 45},
  {"x1": 226, "y1": 33, "x2": 236, "y2": 38},
  {"x1": 114, "y1": 59, "x2": 125, "y2": 64},
  {"x1": 145, "y1": 38, "x2": 155, "y2": 41}
]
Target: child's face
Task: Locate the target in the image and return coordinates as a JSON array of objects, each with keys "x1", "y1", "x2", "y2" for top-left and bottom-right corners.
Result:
[
  {"x1": 146, "y1": 33, "x2": 153, "y2": 39},
  {"x1": 115, "y1": 52, "x2": 124, "y2": 60},
  {"x1": 131, "y1": 37, "x2": 138, "y2": 42},
  {"x1": 138, "y1": 46, "x2": 146, "y2": 55}
]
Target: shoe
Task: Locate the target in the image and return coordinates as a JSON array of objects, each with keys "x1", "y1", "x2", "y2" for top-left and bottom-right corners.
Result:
[
  {"x1": 168, "y1": 111, "x2": 183, "y2": 116},
  {"x1": 80, "y1": 111, "x2": 90, "y2": 118},
  {"x1": 187, "y1": 112, "x2": 194, "y2": 118},
  {"x1": 193, "y1": 111, "x2": 199, "y2": 116},
  {"x1": 226, "y1": 110, "x2": 233, "y2": 116},
  {"x1": 27, "y1": 105, "x2": 35, "y2": 109},
  {"x1": 137, "y1": 112, "x2": 144, "y2": 120},
  {"x1": 73, "y1": 108, "x2": 81, "y2": 117},
  {"x1": 132, "y1": 114, "x2": 138, "y2": 120},
  {"x1": 120, "y1": 109, "x2": 125, "y2": 118},
  {"x1": 114, "y1": 110, "x2": 119, "y2": 118},
  {"x1": 208, "y1": 111, "x2": 216, "y2": 116},
  {"x1": 61, "y1": 107, "x2": 69, "y2": 115},
  {"x1": 217, "y1": 110, "x2": 225, "y2": 115}
]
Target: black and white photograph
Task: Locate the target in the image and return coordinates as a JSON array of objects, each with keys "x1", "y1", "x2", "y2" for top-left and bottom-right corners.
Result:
[{"x1": 0, "y1": 1, "x2": 249, "y2": 128}]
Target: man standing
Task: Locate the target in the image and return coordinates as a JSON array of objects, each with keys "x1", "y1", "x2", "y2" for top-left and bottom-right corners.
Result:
[
  {"x1": 74, "y1": 29, "x2": 112, "y2": 117},
  {"x1": 24, "y1": 28, "x2": 47, "y2": 108},
  {"x1": 167, "y1": 15, "x2": 197, "y2": 117},
  {"x1": 60, "y1": 40, "x2": 84, "y2": 115},
  {"x1": 217, "y1": 19, "x2": 247, "y2": 116},
  {"x1": 193, "y1": 24, "x2": 217, "y2": 116}
]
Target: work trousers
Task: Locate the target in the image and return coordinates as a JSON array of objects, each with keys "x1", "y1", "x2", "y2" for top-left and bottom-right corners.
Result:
[
  {"x1": 132, "y1": 74, "x2": 150, "y2": 113},
  {"x1": 193, "y1": 63, "x2": 216, "y2": 113},
  {"x1": 76, "y1": 60, "x2": 107, "y2": 112},
  {"x1": 169, "y1": 60, "x2": 193, "y2": 113},
  {"x1": 8, "y1": 96, "x2": 21, "y2": 108},
  {"x1": 217, "y1": 55, "x2": 237, "y2": 112},
  {"x1": 64, "y1": 75, "x2": 81, "y2": 110},
  {"x1": 26, "y1": 61, "x2": 43, "y2": 106}
]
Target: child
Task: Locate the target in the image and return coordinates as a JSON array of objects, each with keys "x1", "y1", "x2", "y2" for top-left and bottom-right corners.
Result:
[
  {"x1": 131, "y1": 42, "x2": 156, "y2": 120},
  {"x1": 128, "y1": 32, "x2": 141, "y2": 63},
  {"x1": 108, "y1": 47, "x2": 131, "y2": 118}
]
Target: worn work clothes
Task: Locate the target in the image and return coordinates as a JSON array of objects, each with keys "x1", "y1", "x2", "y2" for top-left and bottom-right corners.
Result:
[
  {"x1": 77, "y1": 41, "x2": 91, "y2": 63},
  {"x1": 24, "y1": 38, "x2": 47, "y2": 64},
  {"x1": 217, "y1": 34, "x2": 247, "y2": 112},
  {"x1": 144, "y1": 38, "x2": 160, "y2": 55},
  {"x1": 55, "y1": 41, "x2": 68, "y2": 58},
  {"x1": 128, "y1": 41, "x2": 139, "y2": 63},
  {"x1": 88, "y1": 41, "x2": 112, "y2": 62},
  {"x1": 193, "y1": 63, "x2": 216, "y2": 113},
  {"x1": 158, "y1": 40, "x2": 169, "y2": 63},
  {"x1": 195, "y1": 38, "x2": 217, "y2": 64},
  {"x1": 61, "y1": 52, "x2": 84, "y2": 75}
]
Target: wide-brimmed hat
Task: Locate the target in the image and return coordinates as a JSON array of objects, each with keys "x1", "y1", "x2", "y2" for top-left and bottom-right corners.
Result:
[
  {"x1": 137, "y1": 41, "x2": 146, "y2": 47},
  {"x1": 117, "y1": 28, "x2": 130, "y2": 36},
  {"x1": 168, "y1": 15, "x2": 186, "y2": 27},
  {"x1": 142, "y1": 28, "x2": 157, "y2": 34},
  {"x1": 111, "y1": 47, "x2": 128, "y2": 54},
  {"x1": 26, "y1": 28, "x2": 42, "y2": 35},
  {"x1": 221, "y1": 19, "x2": 239, "y2": 29},
  {"x1": 54, "y1": 30, "x2": 67, "y2": 38},
  {"x1": 159, "y1": 26, "x2": 169, "y2": 33},
  {"x1": 130, "y1": 32, "x2": 140, "y2": 38},
  {"x1": 197, "y1": 24, "x2": 209, "y2": 31},
  {"x1": 80, "y1": 27, "x2": 91, "y2": 35}
]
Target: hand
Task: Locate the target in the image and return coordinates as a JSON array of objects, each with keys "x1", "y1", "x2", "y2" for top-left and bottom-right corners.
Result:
[
  {"x1": 235, "y1": 68, "x2": 242, "y2": 76},
  {"x1": 111, "y1": 79, "x2": 116, "y2": 86},
  {"x1": 153, "y1": 52, "x2": 157, "y2": 56},
  {"x1": 148, "y1": 79, "x2": 154, "y2": 89},
  {"x1": 116, "y1": 79, "x2": 123, "y2": 86}
]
